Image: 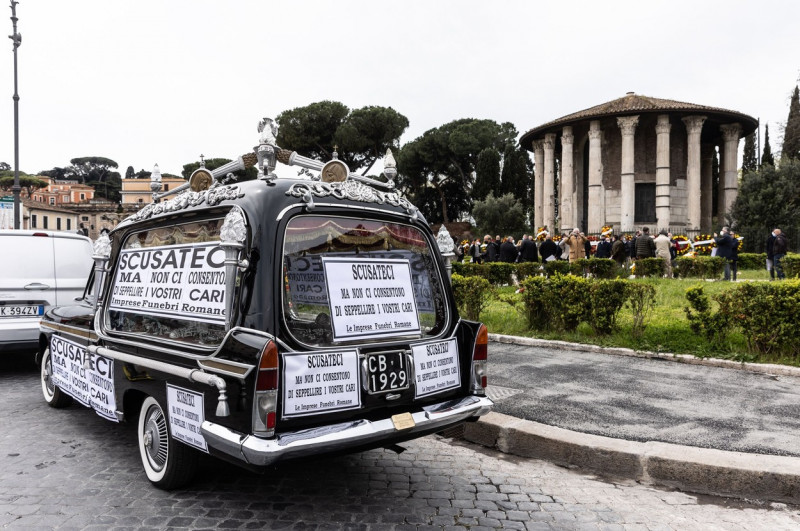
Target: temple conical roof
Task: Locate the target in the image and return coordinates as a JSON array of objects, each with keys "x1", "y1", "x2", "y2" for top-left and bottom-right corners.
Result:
[{"x1": 520, "y1": 92, "x2": 758, "y2": 149}]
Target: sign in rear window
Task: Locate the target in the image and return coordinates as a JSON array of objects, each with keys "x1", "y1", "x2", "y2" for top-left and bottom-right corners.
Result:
[{"x1": 322, "y1": 257, "x2": 421, "y2": 341}]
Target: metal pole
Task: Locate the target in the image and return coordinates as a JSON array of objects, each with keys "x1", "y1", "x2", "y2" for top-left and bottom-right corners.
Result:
[{"x1": 9, "y1": 1, "x2": 21, "y2": 229}]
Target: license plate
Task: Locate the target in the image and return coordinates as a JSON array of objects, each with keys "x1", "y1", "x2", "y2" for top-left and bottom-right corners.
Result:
[
  {"x1": 366, "y1": 351, "x2": 409, "y2": 394},
  {"x1": 0, "y1": 305, "x2": 43, "y2": 318}
]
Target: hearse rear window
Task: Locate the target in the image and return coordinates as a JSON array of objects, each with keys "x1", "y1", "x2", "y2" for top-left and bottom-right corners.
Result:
[
  {"x1": 105, "y1": 219, "x2": 227, "y2": 347},
  {"x1": 282, "y1": 216, "x2": 447, "y2": 347}
]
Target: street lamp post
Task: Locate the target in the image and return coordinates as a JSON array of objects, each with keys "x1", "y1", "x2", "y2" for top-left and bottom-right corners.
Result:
[{"x1": 9, "y1": 1, "x2": 22, "y2": 229}]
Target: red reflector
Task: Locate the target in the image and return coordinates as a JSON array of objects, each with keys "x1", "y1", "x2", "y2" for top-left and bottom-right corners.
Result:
[
  {"x1": 481, "y1": 376, "x2": 487, "y2": 388},
  {"x1": 257, "y1": 369, "x2": 278, "y2": 391},
  {"x1": 32, "y1": 232, "x2": 49, "y2": 237},
  {"x1": 266, "y1": 411, "x2": 276, "y2": 429},
  {"x1": 473, "y1": 324, "x2": 488, "y2": 361}
]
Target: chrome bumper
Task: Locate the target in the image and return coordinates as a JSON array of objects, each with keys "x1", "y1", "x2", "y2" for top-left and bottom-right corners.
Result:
[{"x1": 201, "y1": 394, "x2": 493, "y2": 467}]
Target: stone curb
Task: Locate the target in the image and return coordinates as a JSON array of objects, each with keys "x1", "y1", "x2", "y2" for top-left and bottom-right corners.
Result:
[
  {"x1": 464, "y1": 412, "x2": 800, "y2": 504},
  {"x1": 489, "y1": 333, "x2": 800, "y2": 378},
  {"x1": 470, "y1": 335, "x2": 800, "y2": 503}
]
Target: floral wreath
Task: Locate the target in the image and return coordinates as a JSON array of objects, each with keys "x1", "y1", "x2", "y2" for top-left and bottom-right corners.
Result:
[
  {"x1": 672, "y1": 234, "x2": 691, "y2": 256},
  {"x1": 601, "y1": 225, "x2": 613, "y2": 237},
  {"x1": 536, "y1": 226, "x2": 549, "y2": 241}
]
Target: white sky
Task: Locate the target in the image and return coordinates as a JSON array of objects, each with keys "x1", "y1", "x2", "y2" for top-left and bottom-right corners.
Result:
[{"x1": 1, "y1": 0, "x2": 798, "y2": 179}]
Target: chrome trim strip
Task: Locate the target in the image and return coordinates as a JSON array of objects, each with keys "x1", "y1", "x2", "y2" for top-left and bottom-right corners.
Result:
[
  {"x1": 201, "y1": 395, "x2": 493, "y2": 467},
  {"x1": 40, "y1": 321, "x2": 98, "y2": 341}
]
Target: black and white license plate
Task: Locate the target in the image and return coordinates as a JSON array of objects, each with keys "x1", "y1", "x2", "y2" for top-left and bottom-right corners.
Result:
[
  {"x1": 366, "y1": 351, "x2": 409, "y2": 394},
  {"x1": 0, "y1": 305, "x2": 43, "y2": 318}
]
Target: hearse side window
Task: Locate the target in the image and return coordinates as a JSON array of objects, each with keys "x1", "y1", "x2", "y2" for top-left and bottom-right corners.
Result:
[
  {"x1": 282, "y1": 216, "x2": 447, "y2": 347},
  {"x1": 104, "y1": 219, "x2": 228, "y2": 347}
]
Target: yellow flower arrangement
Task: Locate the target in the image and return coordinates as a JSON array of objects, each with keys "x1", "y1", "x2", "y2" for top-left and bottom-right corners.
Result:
[
  {"x1": 601, "y1": 224, "x2": 613, "y2": 237},
  {"x1": 536, "y1": 226, "x2": 549, "y2": 241}
]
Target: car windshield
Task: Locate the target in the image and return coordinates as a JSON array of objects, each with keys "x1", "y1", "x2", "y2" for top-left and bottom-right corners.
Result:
[{"x1": 282, "y1": 216, "x2": 448, "y2": 347}]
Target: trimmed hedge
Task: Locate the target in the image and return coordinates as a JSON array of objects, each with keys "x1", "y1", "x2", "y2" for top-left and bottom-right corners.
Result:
[
  {"x1": 634, "y1": 257, "x2": 665, "y2": 278},
  {"x1": 781, "y1": 254, "x2": 800, "y2": 278},
  {"x1": 451, "y1": 273, "x2": 493, "y2": 321},
  {"x1": 520, "y1": 275, "x2": 629, "y2": 334},
  {"x1": 673, "y1": 256, "x2": 726, "y2": 279}
]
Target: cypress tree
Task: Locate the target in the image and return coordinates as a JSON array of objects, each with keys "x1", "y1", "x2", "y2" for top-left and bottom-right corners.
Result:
[
  {"x1": 782, "y1": 85, "x2": 800, "y2": 161},
  {"x1": 762, "y1": 123, "x2": 775, "y2": 167},
  {"x1": 742, "y1": 133, "x2": 757, "y2": 174}
]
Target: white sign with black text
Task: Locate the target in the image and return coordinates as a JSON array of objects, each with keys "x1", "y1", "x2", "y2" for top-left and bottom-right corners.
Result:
[
  {"x1": 49, "y1": 335, "x2": 118, "y2": 422},
  {"x1": 322, "y1": 257, "x2": 421, "y2": 341},
  {"x1": 166, "y1": 385, "x2": 208, "y2": 452},
  {"x1": 108, "y1": 242, "x2": 227, "y2": 324},
  {"x1": 412, "y1": 339, "x2": 460, "y2": 398},
  {"x1": 282, "y1": 351, "x2": 361, "y2": 418}
]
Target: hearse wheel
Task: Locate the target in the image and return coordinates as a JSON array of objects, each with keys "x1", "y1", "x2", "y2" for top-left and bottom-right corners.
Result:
[
  {"x1": 40, "y1": 347, "x2": 73, "y2": 408},
  {"x1": 137, "y1": 396, "x2": 197, "y2": 489}
]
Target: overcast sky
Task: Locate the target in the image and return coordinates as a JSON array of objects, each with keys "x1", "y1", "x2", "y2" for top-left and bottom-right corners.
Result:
[{"x1": 1, "y1": 0, "x2": 798, "y2": 179}]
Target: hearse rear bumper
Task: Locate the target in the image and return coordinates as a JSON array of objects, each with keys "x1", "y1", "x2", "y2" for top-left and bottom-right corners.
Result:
[{"x1": 201, "y1": 394, "x2": 493, "y2": 466}]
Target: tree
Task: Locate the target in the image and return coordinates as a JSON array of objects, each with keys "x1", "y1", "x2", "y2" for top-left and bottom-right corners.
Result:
[
  {"x1": 333, "y1": 106, "x2": 409, "y2": 175},
  {"x1": 276, "y1": 101, "x2": 408, "y2": 176},
  {"x1": 181, "y1": 158, "x2": 257, "y2": 181},
  {"x1": 39, "y1": 167, "x2": 69, "y2": 180},
  {"x1": 0, "y1": 174, "x2": 48, "y2": 196},
  {"x1": 500, "y1": 144, "x2": 533, "y2": 218},
  {"x1": 782, "y1": 85, "x2": 800, "y2": 161},
  {"x1": 67, "y1": 156, "x2": 119, "y2": 184},
  {"x1": 730, "y1": 158, "x2": 800, "y2": 252},
  {"x1": 742, "y1": 133, "x2": 757, "y2": 174},
  {"x1": 125, "y1": 166, "x2": 135, "y2": 179},
  {"x1": 761, "y1": 124, "x2": 775, "y2": 167},
  {"x1": 473, "y1": 148, "x2": 500, "y2": 201},
  {"x1": 472, "y1": 192, "x2": 527, "y2": 237},
  {"x1": 0, "y1": 162, "x2": 9, "y2": 171},
  {"x1": 396, "y1": 118, "x2": 509, "y2": 223}
]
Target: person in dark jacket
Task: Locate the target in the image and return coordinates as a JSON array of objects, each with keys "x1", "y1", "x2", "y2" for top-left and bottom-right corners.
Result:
[
  {"x1": 713, "y1": 227, "x2": 736, "y2": 281},
  {"x1": 595, "y1": 236, "x2": 612, "y2": 259},
  {"x1": 766, "y1": 229, "x2": 777, "y2": 280},
  {"x1": 481, "y1": 234, "x2": 498, "y2": 262},
  {"x1": 499, "y1": 237, "x2": 519, "y2": 263},
  {"x1": 539, "y1": 234, "x2": 558, "y2": 262},
  {"x1": 773, "y1": 228, "x2": 788, "y2": 280},
  {"x1": 629, "y1": 230, "x2": 641, "y2": 259},
  {"x1": 519, "y1": 235, "x2": 539, "y2": 262},
  {"x1": 634, "y1": 227, "x2": 655, "y2": 259},
  {"x1": 611, "y1": 235, "x2": 627, "y2": 267}
]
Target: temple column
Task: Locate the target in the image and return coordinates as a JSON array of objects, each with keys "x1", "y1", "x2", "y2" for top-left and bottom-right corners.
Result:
[
  {"x1": 587, "y1": 121, "x2": 603, "y2": 233},
  {"x1": 655, "y1": 115, "x2": 671, "y2": 230},
  {"x1": 701, "y1": 144, "x2": 715, "y2": 231},
  {"x1": 543, "y1": 133, "x2": 556, "y2": 230},
  {"x1": 720, "y1": 123, "x2": 742, "y2": 219},
  {"x1": 617, "y1": 115, "x2": 639, "y2": 232},
  {"x1": 682, "y1": 115, "x2": 706, "y2": 230},
  {"x1": 560, "y1": 126, "x2": 575, "y2": 231},
  {"x1": 532, "y1": 140, "x2": 545, "y2": 230}
]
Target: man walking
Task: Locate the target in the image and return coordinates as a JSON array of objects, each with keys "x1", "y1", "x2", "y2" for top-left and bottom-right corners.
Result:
[
  {"x1": 654, "y1": 229, "x2": 673, "y2": 277},
  {"x1": 635, "y1": 227, "x2": 655, "y2": 260},
  {"x1": 713, "y1": 227, "x2": 736, "y2": 281},
  {"x1": 773, "y1": 228, "x2": 788, "y2": 280},
  {"x1": 766, "y1": 229, "x2": 777, "y2": 280},
  {"x1": 519, "y1": 234, "x2": 539, "y2": 262}
]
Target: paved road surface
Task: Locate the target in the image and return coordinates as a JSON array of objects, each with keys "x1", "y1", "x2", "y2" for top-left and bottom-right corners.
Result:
[{"x1": 487, "y1": 343, "x2": 800, "y2": 457}]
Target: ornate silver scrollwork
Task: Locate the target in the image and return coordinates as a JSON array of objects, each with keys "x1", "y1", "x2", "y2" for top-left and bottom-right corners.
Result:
[
  {"x1": 285, "y1": 180, "x2": 414, "y2": 212},
  {"x1": 122, "y1": 185, "x2": 243, "y2": 225}
]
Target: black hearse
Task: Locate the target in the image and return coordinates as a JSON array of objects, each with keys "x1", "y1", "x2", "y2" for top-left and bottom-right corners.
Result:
[{"x1": 37, "y1": 118, "x2": 492, "y2": 488}]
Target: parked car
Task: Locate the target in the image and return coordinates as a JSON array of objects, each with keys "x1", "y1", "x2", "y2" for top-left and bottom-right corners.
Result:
[
  {"x1": 0, "y1": 230, "x2": 93, "y2": 354},
  {"x1": 37, "y1": 119, "x2": 493, "y2": 489}
]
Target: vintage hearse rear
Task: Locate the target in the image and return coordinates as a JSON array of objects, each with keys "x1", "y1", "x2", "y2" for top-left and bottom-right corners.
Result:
[{"x1": 38, "y1": 118, "x2": 492, "y2": 489}]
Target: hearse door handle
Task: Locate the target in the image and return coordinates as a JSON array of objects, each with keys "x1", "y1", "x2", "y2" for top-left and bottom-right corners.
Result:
[{"x1": 24, "y1": 282, "x2": 50, "y2": 290}]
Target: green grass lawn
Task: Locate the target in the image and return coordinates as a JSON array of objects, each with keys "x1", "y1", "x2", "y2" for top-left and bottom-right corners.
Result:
[{"x1": 480, "y1": 269, "x2": 799, "y2": 367}]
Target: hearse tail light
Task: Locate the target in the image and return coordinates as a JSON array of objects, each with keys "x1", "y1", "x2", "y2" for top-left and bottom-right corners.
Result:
[
  {"x1": 471, "y1": 324, "x2": 488, "y2": 393},
  {"x1": 253, "y1": 340, "x2": 279, "y2": 437}
]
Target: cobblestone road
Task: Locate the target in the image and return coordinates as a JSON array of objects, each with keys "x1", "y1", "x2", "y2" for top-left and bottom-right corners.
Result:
[{"x1": 2, "y1": 358, "x2": 799, "y2": 530}]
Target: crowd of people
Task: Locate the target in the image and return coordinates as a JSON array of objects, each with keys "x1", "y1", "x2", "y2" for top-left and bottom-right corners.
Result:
[{"x1": 454, "y1": 226, "x2": 791, "y2": 281}]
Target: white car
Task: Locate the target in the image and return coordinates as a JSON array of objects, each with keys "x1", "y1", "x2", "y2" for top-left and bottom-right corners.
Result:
[{"x1": 0, "y1": 230, "x2": 93, "y2": 354}]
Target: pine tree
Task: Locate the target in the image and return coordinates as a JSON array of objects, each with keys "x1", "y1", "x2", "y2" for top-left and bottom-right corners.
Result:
[
  {"x1": 473, "y1": 148, "x2": 501, "y2": 201},
  {"x1": 742, "y1": 133, "x2": 757, "y2": 174},
  {"x1": 782, "y1": 85, "x2": 800, "y2": 161},
  {"x1": 761, "y1": 123, "x2": 775, "y2": 167}
]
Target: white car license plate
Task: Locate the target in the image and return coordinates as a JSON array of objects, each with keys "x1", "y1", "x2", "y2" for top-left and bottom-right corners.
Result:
[{"x1": 0, "y1": 305, "x2": 44, "y2": 317}]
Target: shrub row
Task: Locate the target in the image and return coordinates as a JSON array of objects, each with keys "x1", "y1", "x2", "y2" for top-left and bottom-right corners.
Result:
[
  {"x1": 685, "y1": 280, "x2": 800, "y2": 358},
  {"x1": 452, "y1": 259, "x2": 624, "y2": 285}
]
